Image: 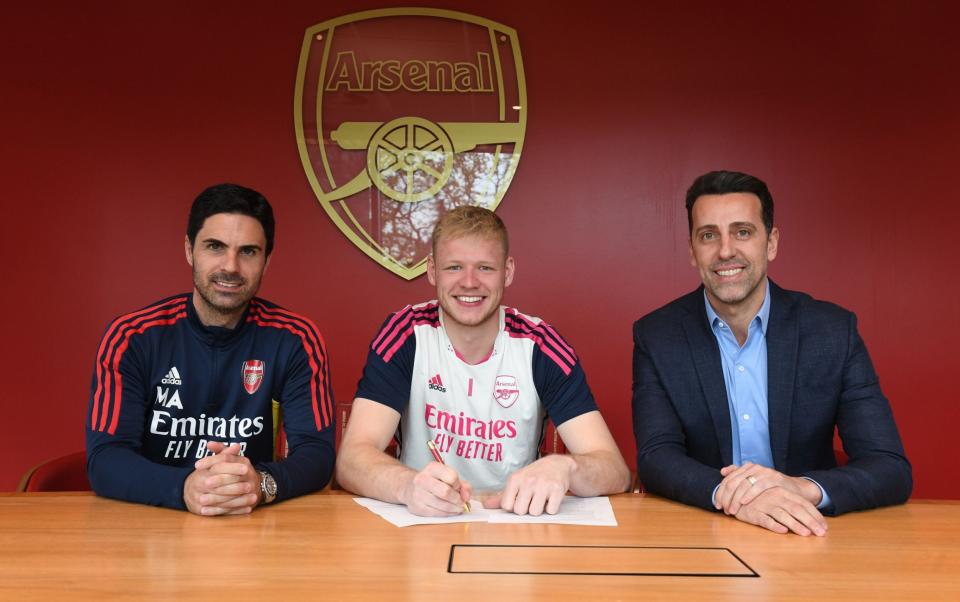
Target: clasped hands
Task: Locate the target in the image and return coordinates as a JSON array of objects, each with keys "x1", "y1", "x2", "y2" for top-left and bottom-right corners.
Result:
[
  {"x1": 714, "y1": 462, "x2": 828, "y2": 536},
  {"x1": 401, "y1": 454, "x2": 576, "y2": 517},
  {"x1": 183, "y1": 442, "x2": 261, "y2": 516}
]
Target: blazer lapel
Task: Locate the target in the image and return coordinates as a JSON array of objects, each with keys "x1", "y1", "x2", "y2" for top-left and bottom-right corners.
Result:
[
  {"x1": 766, "y1": 281, "x2": 799, "y2": 472},
  {"x1": 680, "y1": 290, "x2": 734, "y2": 466}
]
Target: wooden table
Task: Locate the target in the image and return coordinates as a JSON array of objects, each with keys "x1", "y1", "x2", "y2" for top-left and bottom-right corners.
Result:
[{"x1": 0, "y1": 492, "x2": 957, "y2": 600}]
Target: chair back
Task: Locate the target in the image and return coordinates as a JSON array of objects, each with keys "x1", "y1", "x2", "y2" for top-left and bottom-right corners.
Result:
[
  {"x1": 539, "y1": 419, "x2": 566, "y2": 456},
  {"x1": 272, "y1": 400, "x2": 289, "y2": 460},
  {"x1": 17, "y1": 451, "x2": 90, "y2": 492},
  {"x1": 336, "y1": 400, "x2": 352, "y2": 451}
]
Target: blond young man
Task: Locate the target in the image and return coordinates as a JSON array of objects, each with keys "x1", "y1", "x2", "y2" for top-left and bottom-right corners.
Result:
[{"x1": 337, "y1": 206, "x2": 629, "y2": 516}]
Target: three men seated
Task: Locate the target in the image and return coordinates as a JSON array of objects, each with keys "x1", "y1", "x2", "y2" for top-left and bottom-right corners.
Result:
[{"x1": 86, "y1": 173, "x2": 911, "y2": 534}]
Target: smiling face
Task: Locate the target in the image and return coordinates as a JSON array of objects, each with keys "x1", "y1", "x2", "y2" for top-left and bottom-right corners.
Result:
[
  {"x1": 427, "y1": 232, "x2": 515, "y2": 337},
  {"x1": 185, "y1": 212, "x2": 269, "y2": 328},
  {"x1": 689, "y1": 192, "x2": 779, "y2": 319}
]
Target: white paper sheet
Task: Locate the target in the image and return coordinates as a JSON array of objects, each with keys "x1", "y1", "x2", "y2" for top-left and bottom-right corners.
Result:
[{"x1": 353, "y1": 496, "x2": 617, "y2": 528}]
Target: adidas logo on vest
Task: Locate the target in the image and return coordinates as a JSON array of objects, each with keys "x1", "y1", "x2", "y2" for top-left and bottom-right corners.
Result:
[{"x1": 161, "y1": 366, "x2": 182, "y2": 385}]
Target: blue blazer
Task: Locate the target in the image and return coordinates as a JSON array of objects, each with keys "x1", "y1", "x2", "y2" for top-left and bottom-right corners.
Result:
[{"x1": 632, "y1": 281, "x2": 911, "y2": 515}]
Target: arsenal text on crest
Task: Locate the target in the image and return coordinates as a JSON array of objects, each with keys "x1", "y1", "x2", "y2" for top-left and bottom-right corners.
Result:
[
  {"x1": 241, "y1": 360, "x2": 265, "y2": 395},
  {"x1": 325, "y1": 52, "x2": 494, "y2": 93}
]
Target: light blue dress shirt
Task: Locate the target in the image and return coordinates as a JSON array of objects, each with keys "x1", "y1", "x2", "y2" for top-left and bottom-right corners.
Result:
[{"x1": 705, "y1": 281, "x2": 831, "y2": 509}]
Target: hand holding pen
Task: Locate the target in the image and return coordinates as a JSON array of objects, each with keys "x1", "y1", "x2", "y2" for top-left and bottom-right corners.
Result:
[{"x1": 426, "y1": 440, "x2": 471, "y2": 514}]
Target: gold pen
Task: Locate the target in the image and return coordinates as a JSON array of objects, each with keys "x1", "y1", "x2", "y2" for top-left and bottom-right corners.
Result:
[{"x1": 426, "y1": 440, "x2": 470, "y2": 513}]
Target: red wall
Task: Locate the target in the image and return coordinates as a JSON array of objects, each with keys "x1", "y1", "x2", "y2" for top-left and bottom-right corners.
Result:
[{"x1": 4, "y1": 2, "x2": 958, "y2": 498}]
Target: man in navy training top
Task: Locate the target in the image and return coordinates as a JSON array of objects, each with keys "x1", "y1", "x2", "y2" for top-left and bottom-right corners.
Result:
[
  {"x1": 86, "y1": 183, "x2": 335, "y2": 515},
  {"x1": 632, "y1": 170, "x2": 911, "y2": 536},
  {"x1": 337, "y1": 205, "x2": 630, "y2": 517}
]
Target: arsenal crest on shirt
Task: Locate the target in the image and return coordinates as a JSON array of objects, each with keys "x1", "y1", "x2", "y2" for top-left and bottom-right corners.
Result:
[
  {"x1": 242, "y1": 360, "x2": 265, "y2": 395},
  {"x1": 493, "y1": 374, "x2": 519, "y2": 408}
]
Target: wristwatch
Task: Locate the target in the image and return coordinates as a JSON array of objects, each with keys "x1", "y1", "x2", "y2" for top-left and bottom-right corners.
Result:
[{"x1": 258, "y1": 470, "x2": 278, "y2": 505}]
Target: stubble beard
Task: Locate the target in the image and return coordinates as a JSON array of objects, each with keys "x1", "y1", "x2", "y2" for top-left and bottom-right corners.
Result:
[
  {"x1": 193, "y1": 266, "x2": 257, "y2": 318},
  {"x1": 707, "y1": 264, "x2": 765, "y2": 308}
]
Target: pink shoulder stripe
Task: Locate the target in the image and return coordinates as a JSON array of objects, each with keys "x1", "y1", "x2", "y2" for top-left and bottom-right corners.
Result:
[
  {"x1": 503, "y1": 311, "x2": 577, "y2": 371},
  {"x1": 506, "y1": 309, "x2": 576, "y2": 357},
  {"x1": 506, "y1": 310, "x2": 577, "y2": 366},
  {"x1": 506, "y1": 329, "x2": 573, "y2": 376},
  {"x1": 372, "y1": 303, "x2": 439, "y2": 361},
  {"x1": 371, "y1": 305, "x2": 415, "y2": 350},
  {"x1": 382, "y1": 315, "x2": 439, "y2": 363},
  {"x1": 372, "y1": 303, "x2": 439, "y2": 350}
]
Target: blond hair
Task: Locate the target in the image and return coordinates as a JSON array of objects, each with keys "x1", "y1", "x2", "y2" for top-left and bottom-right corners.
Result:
[{"x1": 431, "y1": 205, "x2": 509, "y2": 256}]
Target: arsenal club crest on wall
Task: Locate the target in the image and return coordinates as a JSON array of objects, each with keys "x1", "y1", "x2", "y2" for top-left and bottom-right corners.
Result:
[
  {"x1": 242, "y1": 360, "x2": 265, "y2": 395},
  {"x1": 294, "y1": 8, "x2": 527, "y2": 279}
]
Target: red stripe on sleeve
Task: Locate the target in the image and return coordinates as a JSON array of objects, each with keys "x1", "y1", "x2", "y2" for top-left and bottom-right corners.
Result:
[
  {"x1": 91, "y1": 298, "x2": 188, "y2": 432},
  {"x1": 248, "y1": 303, "x2": 332, "y2": 430},
  {"x1": 103, "y1": 311, "x2": 187, "y2": 434}
]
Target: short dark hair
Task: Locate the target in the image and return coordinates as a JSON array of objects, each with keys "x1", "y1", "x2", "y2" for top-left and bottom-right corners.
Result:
[
  {"x1": 186, "y1": 183, "x2": 275, "y2": 255},
  {"x1": 685, "y1": 170, "x2": 774, "y2": 234}
]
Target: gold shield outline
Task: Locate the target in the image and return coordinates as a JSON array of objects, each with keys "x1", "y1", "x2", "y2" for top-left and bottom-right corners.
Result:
[{"x1": 294, "y1": 8, "x2": 527, "y2": 280}]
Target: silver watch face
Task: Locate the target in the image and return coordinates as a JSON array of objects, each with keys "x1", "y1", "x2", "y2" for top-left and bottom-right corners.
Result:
[{"x1": 261, "y1": 472, "x2": 277, "y2": 497}]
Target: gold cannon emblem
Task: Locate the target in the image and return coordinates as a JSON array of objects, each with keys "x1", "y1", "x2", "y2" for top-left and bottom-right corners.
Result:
[
  {"x1": 295, "y1": 8, "x2": 527, "y2": 279},
  {"x1": 329, "y1": 119, "x2": 524, "y2": 204}
]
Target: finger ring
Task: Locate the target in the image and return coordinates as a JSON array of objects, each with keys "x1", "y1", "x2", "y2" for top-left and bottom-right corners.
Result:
[{"x1": 747, "y1": 476, "x2": 758, "y2": 486}]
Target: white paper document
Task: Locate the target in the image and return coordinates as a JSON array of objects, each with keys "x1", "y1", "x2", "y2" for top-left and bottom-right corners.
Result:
[{"x1": 353, "y1": 495, "x2": 617, "y2": 528}]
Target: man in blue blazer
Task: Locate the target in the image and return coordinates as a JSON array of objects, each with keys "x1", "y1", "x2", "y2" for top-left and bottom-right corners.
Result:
[{"x1": 632, "y1": 170, "x2": 911, "y2": 536}]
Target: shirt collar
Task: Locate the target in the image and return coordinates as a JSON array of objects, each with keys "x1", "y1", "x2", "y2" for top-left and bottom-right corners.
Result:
[
  {"x1": 703, "y1": 278, "x2": 771, "y2": 336},
  {"x1": 186, "y1": 291, "x2": 250, "y2": 345}
]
